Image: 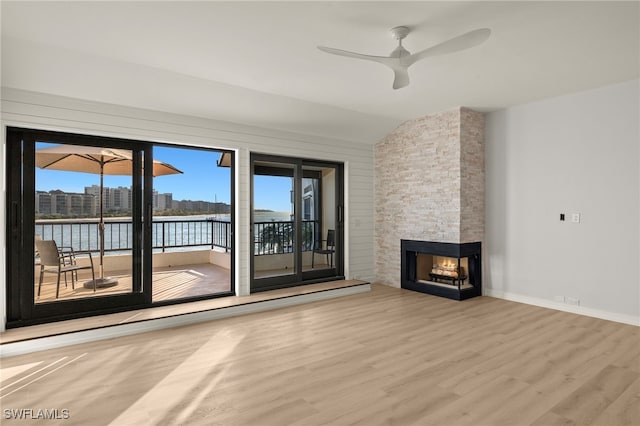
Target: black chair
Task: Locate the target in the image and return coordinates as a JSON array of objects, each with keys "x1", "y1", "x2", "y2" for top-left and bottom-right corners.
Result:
[
  {"x1": 35, "y1": 239, "x2": 95, "y2": 298},
  {"x1": 312, "y1": 229, "x2": 335, "y2": 268}
]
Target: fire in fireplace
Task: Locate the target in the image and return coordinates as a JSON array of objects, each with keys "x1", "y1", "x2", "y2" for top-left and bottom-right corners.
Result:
[
  {"x1": 401, "y1": 240, "x2": 481, "y2": 300},
  {"x1": 418, "y1": 254, "x2": 468, "y2": 284}
]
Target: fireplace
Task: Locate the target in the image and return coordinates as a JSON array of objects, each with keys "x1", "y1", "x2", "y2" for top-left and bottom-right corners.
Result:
[{"x1": 401, "y1": 240, "x2": 481, "y2": 300}]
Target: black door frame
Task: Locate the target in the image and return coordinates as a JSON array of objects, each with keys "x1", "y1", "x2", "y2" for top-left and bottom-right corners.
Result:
[
  {"x1": 250, "y1": 153, "x2": 344, "y2": 292},
  {"x1": 6, "y1": 127, "x2": 150, "y2": 326},
  {"x1": 5, "y1": 127, "x2": 235, "y2": 327}
]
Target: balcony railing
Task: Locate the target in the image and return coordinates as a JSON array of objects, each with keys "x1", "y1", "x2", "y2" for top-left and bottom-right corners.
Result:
[
  {"x1": 253, "y1": 220, "x2": 318, "y2": 255},
  {"x1": 35, "y1": 218, "x2": 232, "y2": 254},
  {"x1": 34, "y1": 218, "x2": 321, "y2": 256}
]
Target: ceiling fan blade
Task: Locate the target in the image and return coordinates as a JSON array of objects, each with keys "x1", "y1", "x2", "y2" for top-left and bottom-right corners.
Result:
[
  {"x1": 392, "y1": 67, "x2": 410, "y2": 90},
  {"x1": 317, "y1": 46, "x2": 392, "y2": 64},
  {"x1": 319, "y1": 45, "x2": 404, "y2": 88},
  {"x1": 319, "y1": 45, "x2": 403, "y2": 88},
  {"x1": 407, "y1": 28, "x2": 491, "y2": 66}
]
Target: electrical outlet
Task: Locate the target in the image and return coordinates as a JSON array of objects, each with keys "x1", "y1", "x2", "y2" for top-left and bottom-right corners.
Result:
[
  {"x1": 571, "y1": 213, "x2": 581, "y2": 223},
  {"x1": 566, "y1": 297, "x2": 580, "y2": 306}
]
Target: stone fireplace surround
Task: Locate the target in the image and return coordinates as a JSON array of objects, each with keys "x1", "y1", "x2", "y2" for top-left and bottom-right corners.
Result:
[{"x1": 375, "y1": 107, "x2": 484, "y2": 295}]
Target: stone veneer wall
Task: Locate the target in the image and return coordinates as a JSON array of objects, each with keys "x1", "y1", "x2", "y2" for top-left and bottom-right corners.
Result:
[
  {"x1": 374, "y1": 107, "x2": 484, "y2": 286},
  {"x1": 460, "y1": 108, "x2": 485, "y2": 243}
]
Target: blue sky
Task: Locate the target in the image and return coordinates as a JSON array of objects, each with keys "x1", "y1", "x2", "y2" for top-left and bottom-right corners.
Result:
[
  {"x1": 253, "y1": 175, "x2": 292, "y2": 212},
  {"x1": 153, "y1": 146, "x2": 230, "y2": 203},
  {"x1": 36, "y1": 143, "x2": 292, "y2": 211}
]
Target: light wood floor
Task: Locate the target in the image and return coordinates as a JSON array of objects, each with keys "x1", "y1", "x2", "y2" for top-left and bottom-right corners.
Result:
[
  {"x1": 1, "y1": 284, "x2": 638, "y2": 425},
  {"x1": 1, "y1": 280, "x2": 366, "y2": 344}
]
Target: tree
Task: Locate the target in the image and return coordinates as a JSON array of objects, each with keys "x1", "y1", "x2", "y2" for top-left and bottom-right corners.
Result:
[{"x1": 259, "y1": 221, "x2": 293, "y2": 254}]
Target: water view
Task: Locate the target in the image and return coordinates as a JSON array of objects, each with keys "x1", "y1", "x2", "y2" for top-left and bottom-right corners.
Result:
[{"x1": 35, "y1": 211, "x2": 294, "y2": 255}]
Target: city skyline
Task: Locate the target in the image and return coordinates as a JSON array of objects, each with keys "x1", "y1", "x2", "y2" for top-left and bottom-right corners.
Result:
[
  {"x1": 35, "y1": 186, "x2": 232, "y2": 217},
  {"x1": 35, "y1": 143, "x2": 292, "y2": 212},
  {"x1": 36, "y1": 142, "x2": 291, "y2": 212}
]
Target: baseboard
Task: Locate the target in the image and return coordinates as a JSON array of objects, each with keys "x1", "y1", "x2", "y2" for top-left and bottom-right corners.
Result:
[
  {"x1": 484, "y1": 289, "x2": 639, "y2": 327},
  {"x1": 1, "y1": 283, "x2": 371, "y2": 358}
]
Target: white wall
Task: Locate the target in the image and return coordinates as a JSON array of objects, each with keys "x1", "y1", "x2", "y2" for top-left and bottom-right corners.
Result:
[
  {"x1": 485, "y1": 79, "x2": 639, "y2": 325},
  {"x1": 0, "y1": 88, "x2": 376, "y2": 330}
]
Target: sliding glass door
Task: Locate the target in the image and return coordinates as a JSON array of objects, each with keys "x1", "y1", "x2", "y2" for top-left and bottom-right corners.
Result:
[
  {"x1": 6, "y1": 128, "x2": 149, "y2": 324},
  {"x1": 150, "y1": 145, "x2": 233, "y2": 303},
  {"x1": 5, "y1": 127, "x2": 234, "y2": 327},
  {"x1": 301, "y1": 163, "x2": 338, "y2": 276},
  {"x1": 252, "y1": 160, "x2": 296, "y2": 282},
  {"x1": 251, "y1": 154, "x2": 343, "y2": 292},
  {"x1": 33, "y1": 141, "x2": 139, "y2": 303}
]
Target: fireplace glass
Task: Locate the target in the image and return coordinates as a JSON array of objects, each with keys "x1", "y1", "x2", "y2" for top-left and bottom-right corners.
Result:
[{"x1": 416, "y1": 254, "x2": 472, "y2": 289}]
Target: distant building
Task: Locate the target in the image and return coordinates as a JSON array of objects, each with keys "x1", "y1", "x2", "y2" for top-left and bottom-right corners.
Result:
[
  {"x1": 302, "y1": 179, "x2": 317, "y2": 221},
  {"x1": 35, "y1": 191, "x2": 53, "y2": 215},
  {"x1": 84, "y1": 185, "x2": 105, "y2": 210},
  {"x1": 36, "y1": 185, "x2": 230, "y2": 217},
  {"x1": 36, "y1": 190, "x2": 96, "y2": 216},
  {"x1": 85, "y1": 185, "x2": 131, "y2": 213},
  {"x1": 171, "y1": 199, "x2": 230, "y2": 214},
  {"x1": 153, "y1": 191, "x2": 173, "y2": 211},
  {"x1": 112, "y1": 186, "x2": 132, "y2": 212}
]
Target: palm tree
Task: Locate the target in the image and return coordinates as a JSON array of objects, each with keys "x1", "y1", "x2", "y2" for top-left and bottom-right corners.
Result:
[
  {"x1": 302, "y1": 221, "x2": 314, "y2": 251},
  {"x1": 259, "y1": 221, "x2": 293, "y2": 254}
]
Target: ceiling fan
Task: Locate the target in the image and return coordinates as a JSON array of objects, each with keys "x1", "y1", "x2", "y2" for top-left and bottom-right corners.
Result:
[{"x1": 318, "y1": 26, "x2": 491, "y2": 90}]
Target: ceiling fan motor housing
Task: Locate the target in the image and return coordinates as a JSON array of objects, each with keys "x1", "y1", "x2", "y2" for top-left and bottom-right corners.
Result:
[{"x1": 390, "y1": 26, "x2": 411, "y2": 41}]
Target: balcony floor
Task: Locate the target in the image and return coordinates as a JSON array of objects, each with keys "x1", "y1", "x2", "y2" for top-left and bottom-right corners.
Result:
[
  {"x1": 254, "y1": 262, "x2": 331, "y2": 279},
  {"x1": 34, "y1": 263, "x2": 231, "y2": 304}
]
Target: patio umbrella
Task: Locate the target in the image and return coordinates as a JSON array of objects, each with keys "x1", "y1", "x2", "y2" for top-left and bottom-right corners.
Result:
[{"x1": 36, "y1": 144, "x2": 182, "y2": 290}]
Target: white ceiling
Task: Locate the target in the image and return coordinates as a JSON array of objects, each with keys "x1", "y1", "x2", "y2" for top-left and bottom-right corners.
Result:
[{"x1": 2, "y1": 1, "x2": 639, "y2": 143}]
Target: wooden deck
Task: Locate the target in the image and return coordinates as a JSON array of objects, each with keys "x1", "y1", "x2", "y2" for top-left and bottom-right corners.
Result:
[
  {"x1": 35, "y1": 263, "x2": 329, "y2": 302},
  {"x1": 34, "y1": 263, "x2": 231, "y2": 303}
]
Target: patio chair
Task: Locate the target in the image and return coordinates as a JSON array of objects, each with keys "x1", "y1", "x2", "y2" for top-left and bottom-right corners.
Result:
[
  {"x1": 35, "y1": 235, "x2": 81, "y2": 282},
  {"x1": 35, "y1": 239, "x2": 95, "y2": 298},
  {"x1": 312, "y1": 229, "x2": 335, "y2": 268},
  {"x1": 34, "y1": 234, "x2": 41, "y2": 265}
]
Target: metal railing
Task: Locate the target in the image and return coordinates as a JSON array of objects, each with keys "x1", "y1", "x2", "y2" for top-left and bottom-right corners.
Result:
[
  {"x1": 35, "y1": 218, "x2": 232, "y2": 254},
  {"x1": 152, "y1": 219, "x2": 231, "y2": 252},
  {"x1": 253, "y1": 220, "x2": 318, "y2": 255},
  {"x1": 35, "y1": 219, "x2": 321, "y2": 256},
  {"x1": 35, "y1": 218, "x2": 322, "y2": 256}
]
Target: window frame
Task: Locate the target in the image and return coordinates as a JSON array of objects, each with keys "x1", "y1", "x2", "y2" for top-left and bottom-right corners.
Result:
[{"x1": 5, "y1": 127, "x2": 235, "y2": 327}]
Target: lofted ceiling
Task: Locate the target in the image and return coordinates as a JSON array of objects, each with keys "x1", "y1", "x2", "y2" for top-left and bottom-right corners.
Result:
[{"x1": 1, "y1": 1, "x2": 639, "y2": 143}]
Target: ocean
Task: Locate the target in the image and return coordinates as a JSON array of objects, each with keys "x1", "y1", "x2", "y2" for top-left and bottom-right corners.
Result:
[{"x1": 34, "y1": 211, "x2": 293, "y2": 254}]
